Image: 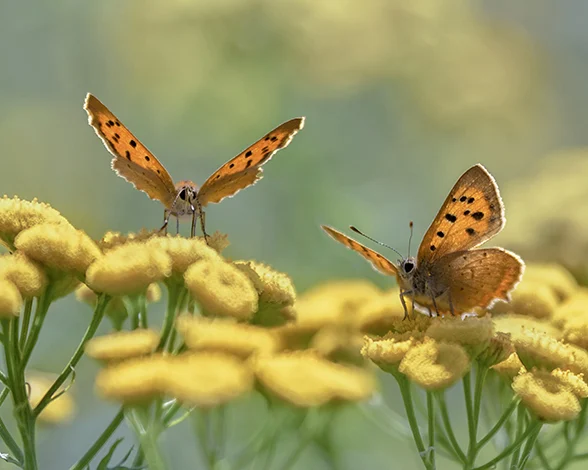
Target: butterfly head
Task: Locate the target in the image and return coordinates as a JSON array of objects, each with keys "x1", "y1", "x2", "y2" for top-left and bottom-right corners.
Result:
[
  {"x1": 397, "y1": 256, "x2": 418, "y2": 286},
  {"x1": 171, "y1": 180, "x2": 199, "y2": 217}
]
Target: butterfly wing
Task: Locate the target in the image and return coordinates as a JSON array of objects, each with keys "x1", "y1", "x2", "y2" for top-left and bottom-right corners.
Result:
[
  {"x1": 84, "y1": 93, "x2": 177, "y2": 208},
  {"x1": 428, "y1": 248, "x2": 524, "y2": 315},
  {"x1": 197, "y1": 117, "x2": 305, "y2": 206},
  {"x1": 321, "y1": 225, "x2": 399, "y2": 277},
  {"x1": 417, "y1": 164, "x2": 505, "y2": 266}
]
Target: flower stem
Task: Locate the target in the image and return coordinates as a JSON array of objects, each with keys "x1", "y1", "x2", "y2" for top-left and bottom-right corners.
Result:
[
  {"x1": 34, "y1": 294, "x2": 110, "y2": 417},
  {"x1": 0, "y1": 388, "x2": 22, "y2": 462},
  {"x1": 21, "y1": 286, "x2": 53, "y2": 367},
  {"x1": 157, "y1": 283, "x2": 180, "y2": 351},
  {"x1": 435, "y1": 392, "x2": 467, "y2": 464},
  {"x1": 18, "y1": 298, "x2": 33, "y2": 353},
  {"x1": 395, "y1": 374, "x2": 433, "y2": 470},
  {"x1": 126, "y1": 405, "x2": 166, "y2": 470},
  {"x1": 517, "y1": 420, "x2": 543, "y2": 469},
  {"x1": 69, "y1": 408, "x2": 124, "y2": 470},
  {"x1": 476, "y1": 397, "x2": 519, "y2": 451},
  {"x1": 427, "y1": 391, "x2": 436, "y2": 469}
]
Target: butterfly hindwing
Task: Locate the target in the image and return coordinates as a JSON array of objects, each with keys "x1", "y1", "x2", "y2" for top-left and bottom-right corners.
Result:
[{"x1": 197, "y1": 118, "x2": 305, "y2": 206}]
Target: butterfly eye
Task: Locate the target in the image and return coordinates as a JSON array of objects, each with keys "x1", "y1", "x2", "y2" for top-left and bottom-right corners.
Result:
[
  {"x1": 179, "y1": 189, "x2": 187, "y2": 201},
  {"x1": 403, "y1": 261, "x2": 414, "y2": 273}
]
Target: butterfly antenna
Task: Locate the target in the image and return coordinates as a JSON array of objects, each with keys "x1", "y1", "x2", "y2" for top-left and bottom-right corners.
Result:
[
  {"x1": 408, "y1": 221, "x2": 414, "y2": 258},
  {"x1": 349, "y1": 225, "x2": 404, "y2": 259}
]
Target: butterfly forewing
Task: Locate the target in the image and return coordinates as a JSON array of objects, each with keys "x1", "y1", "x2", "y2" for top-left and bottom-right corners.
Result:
[
  {"x1": 321, "y1": 225, "x2": 399, "y2": 277},
  {"x1": 428, "y1": 248, "x2": 524, "y2": 315},
  {"x1": 417, "y1": 164, "x2": 504, "y2": 266},
  {"x1": 84, "y1": 94, "x2": 177, "y2": 207},
  {"x1": 197, "y1": 117, "x2": 305, "y2": 206}
]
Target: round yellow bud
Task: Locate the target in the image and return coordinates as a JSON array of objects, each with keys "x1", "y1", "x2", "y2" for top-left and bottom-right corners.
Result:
[
  {"x1": 85, "y1": 329, "x2": 160, "y2": 362},
  {"x1": 0, "y1": 252, "x2": 47, "y2": 298},
  {"x1": 426, "y1": 315, "x2": 493, "y2": 358},
  {"x1": 0, "y1": 279, "x2": 22, "y2": 317}
]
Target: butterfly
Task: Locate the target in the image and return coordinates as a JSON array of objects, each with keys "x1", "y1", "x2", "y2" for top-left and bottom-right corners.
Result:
[
  {"x1": 84, "y1": 93, "x2": 304, "y2": 239},
  {"x1": 322, "y1": 164, "x2": 524, "y2": 317}
]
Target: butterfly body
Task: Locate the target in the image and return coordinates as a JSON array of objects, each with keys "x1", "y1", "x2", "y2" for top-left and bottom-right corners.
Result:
[
  {"x1": 84, "y1": 93, "x2": 304, "y2": 239},
  {"x1": 322, "y1": 164, "x2": 524, "y2": 317}
]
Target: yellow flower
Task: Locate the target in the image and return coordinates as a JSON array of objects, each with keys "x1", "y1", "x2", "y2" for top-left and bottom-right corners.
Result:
[
  {"x1": 509, "y1": 280, "x2": 558, "y2": 319},
  {"x1": 28, "y1": 373, "x2": 75, "y2": 424},
  {"x1": 86, "y1": 242, "x2": 171, "y2": 295},
  {"x1": 0, "y1": 252, "x2": 47, "y2": 297},
  {"x1": 15, "y1": 224, "x2": 101, "y2": 277},
  {"x1": 295, "y1": 280, "x2": 382, "y2": 329},
  {"x1": 176, "y1": 315, "x2": 279, "y2": 358},
  {"x1": 147, "y1": 236, "x2": 222, "y2": 279},
  {"x1": 478, "y1": 332, "x2": 515, "y2": 367},
  {"x1": 96, "y1": 355, "x2": 167, "y2": 403},
  {"x1": 426, "y1": 315, "x2": 494, "y2": 358},
  {"x1": 163, "y1": 352, "x2": 253, "y2": 407},
  {"x1": 310, "y1": 324, "x2": 365, "y2": 365},
  {"x1": 551, "y1": 369, "x2": 588, "y2": 398},
  {"x1": 274, "y1": 322, "x2": 324, "y2": 351},
  {"x1": 398, "y1": 339, "x2": 470, "y2": 390},
  {"x1": 566, "y1": 344, "x2": 588, "y2": 378},
  {"x1": 362, "y1": 332, "x2": 424, "y2": 372},
  {"x1": 234, "y1": 261, "x2": 296, "y2": 308},
  {"x1": 205, "y1": 231, "x2": 230, "y2": 254},
  {"x1": 0, "y1": 279, "x2": 22, "y2": 318},
  {"x1": 562, "y1": 315, "x2": 588, "y2": 350},
  {"x1": 253, "y1": 351, "x2": 375, "y2": 407},
  {"x1": 552, "y1": 288, "x2": 588, "y2": 329},
  {"x1": 492, "y1": 352, "x2": 526, "y2": 379},
  {"x1": 494, "y1": 314, "x2": 562, "y2": 341},
  {"x1": 512, "y1": 329, "x2": 572, "y2": 372},
  {"x1": 85, "y1": 329, "x2": 160, "y2": 362},
  {"x1": 184, "y1": 258, "x2": 258, "y2": 320},
  {"x1": 98, "y1": 229, "x2": 160, "y2": 251},
  {"x1": 0, "y1": 196, "x2": 70, "y2": 251},
  {"x1": 512, "y1": 370, "x2": 583, "y2": 422},
  {"x1": 523, "y1": 263, "x2": 578, "y2": 302},
  {"x1": 355, "y1": 288, "x2": 406, "y2": 335}
]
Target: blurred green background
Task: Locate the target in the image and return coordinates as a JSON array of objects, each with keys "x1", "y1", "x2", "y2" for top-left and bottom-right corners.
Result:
[{"x1": 2, "y1": 0, "x2": 588, "y2": 469}]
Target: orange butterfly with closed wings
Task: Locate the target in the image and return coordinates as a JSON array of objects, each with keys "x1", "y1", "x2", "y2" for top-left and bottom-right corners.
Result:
[
  {"x1": 84, "y1": 94, "x2": 304, "y2": 239},
  {"x1": 322, "y1": 164, "x2": 524, "y2": 318}
]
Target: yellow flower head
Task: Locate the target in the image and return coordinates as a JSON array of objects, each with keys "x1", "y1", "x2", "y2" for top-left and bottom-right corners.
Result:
[
  {"x1": 523, "y1": 263, "x2": 578, "y2": 302},
  {"x1": 184, "y1": 259, "x2": 258, "y2": 320},
  {"x1": 310, "y1": 324, "x2": 365, "y2": 365},
  {"x1": 512, "y1": 370, "x2": 583, "y2": 422},
  {"x1": 362, "y1": 332, "x2": 424, "y2": 372},
  {"x1": 566, "y1": 344, "x2": 588, "y2": 378},
  {"x1": 562, "y1": 315, "x2": 588, "y2": 350},
  {"x1": 0, "y1": 279, "x2": 22, "y2": 318},
  {"x1": 494, "y1": 314, "x2": 562, "y2": 341},
  {"x1": 0, "y1": 252, "x2": 47, "y2": 298},
  {"x1": 512, "y1": 329, "x2": 572, "y2": 372},
  {"x1": 96, "y1": 355, "x2": 167, "y2": 403},
  {"x1": 15, "y1": 224, "x2": 101, "y2": 277},
  {"x1": 356, "y1": 288, "x2": 406, "y2": 335},
  {"x1": 552, "y1": 288, "x2": 588, "y2": 329},
  {"x1": 176, "y1": 315, "x2": 279, "y2": 358},
  {"x1": 295, "y1": 280, "x2": 382, "y2": 329},
  {"x1": 85, "y1": 329, "x2": 160, "y2": 362},
  {"x1": 27, "y1": 373, "x2": 75, "y2": 425},
  {"x1": 86, "y1": 242, "x2": 171, "y2": 295},
  {"x1": 274, "y1": 322, "x2": 324, "y2": 351},
  {"x1": 253, "y1": 351, "x2": 375, "y2": 407},
  {"x1": 426, "y1": 315, "x2": 494, "y2": 358},
  {"x1": 234, "y1": 261, "x2": 296, "y2": 307},
  {"x1": 509, "y1": 280, "x2": 558, "y2": 319},
  {"x1": 0, "y1": 196, "x2": 71, "y2": 251},
  {"x1": 398, "y1": 339, "x2": 470, "y2": 390},
  {"x1": 478, "y1": 332, "x2": 515, "y2": 367},
  {"x1": 147, "y1": 236, "x2": 222, "y2": 279},
  {"x1": 163, "y1": 352, "x2": 253, "y2": 407},
  {"x1": 492, "y1": 352, "x2": 526, "y2": 380},
  {"x1": 551, "y1": 369, "x2": 588, "y2": 398},
  {"x1": 98, "y1": 229, "x2": 160, "y2": 251},
  {"x1": 205, "y1": 231, "x2": 230, "y2": 254}
]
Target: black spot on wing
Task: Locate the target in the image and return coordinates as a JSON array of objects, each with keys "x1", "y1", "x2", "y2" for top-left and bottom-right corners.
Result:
[{"x1": 445, "y1": 214, "x2": 457, "y2": 223}]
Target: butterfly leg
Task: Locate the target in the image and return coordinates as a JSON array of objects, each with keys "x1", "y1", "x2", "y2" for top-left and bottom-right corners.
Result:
[
  {"x1": 176, "y1": 215, "x2": 180, "y2": 234},
  {"x1": 159, "y1": 210, "x2": 170, "y2": 234},
  {"x1": 448, "y1": 290, "x2": 456, "y2": 316},
  {"x1": 399, "y1": 289, "x2": 412, "y2": 320},
  {"x1": 190, "y1": 209, "x2": 197, "y2": 238},
  {"x1": 199, "y1": 208, "x2": 209, "y2": 244}
]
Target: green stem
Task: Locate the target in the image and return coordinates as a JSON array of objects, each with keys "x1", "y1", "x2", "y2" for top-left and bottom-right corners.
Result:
[
  {"x1": 395, "y1": 374, "x2": 433, "y2": 470},
  {"x1": 535, "y1": 442, "x2": 553, "y2": 470},
  {"x1": 21, "y1": 286, "x2": 53, "y2": 367},
  {"x1": 426, "y1": 391, "x2": 436, "y2": 469},
  {"x1": 472, "y1": 366, "x2": 487, "y2": 436},
  {"x1": 463, "y1": 373, "x2": 477, "y2": 466},
  {"x1": 435, "y1": 392, "x2": 467, "y2": 464},
  {"x1": 157, "y1": 283, "x2": 180, "y2": 351},
  {"x1": 69, "y1": 409, "x2": 124, "y2": 470},
  {"x1": 196, "y1": 410, "x2": 213, "y2": 470},
  {"x1": 472, "y1": 414, "x2": 540, "y2": 470},
  {"x1": 517, "y1": 421, "x2": 543, "y2": 469},
  {"x1": 0, "y1": 390, "x2": 23, "y2": 463},
  {"x1": 126, "y1": 405, "x2": 165, "y2": 470},
  {"x1": 477, "y1": 398, "x2": 519, "y2": 450},
  {"x1": 34, "y1": 294, "x2": 110, "y2": 417},
  {"x1": 554, "y1": 399, "x2": 588, "y2": 470},
  {"x1": 510, "y1": 405, "x2": 527, "y2": 470},
  {"x1": 18, "y1": 298, "x2": 33, "y2": 353}
]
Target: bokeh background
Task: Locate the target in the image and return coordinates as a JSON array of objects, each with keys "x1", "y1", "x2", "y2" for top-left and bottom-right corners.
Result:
[{"x1": 1, "y1": 0, "x2": 588, "y2": 468}]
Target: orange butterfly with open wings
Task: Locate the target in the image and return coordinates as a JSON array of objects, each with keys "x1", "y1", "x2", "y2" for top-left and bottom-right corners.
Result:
[{"x1": 84, "y1": 94, "x2": 304, "y2": 239}]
